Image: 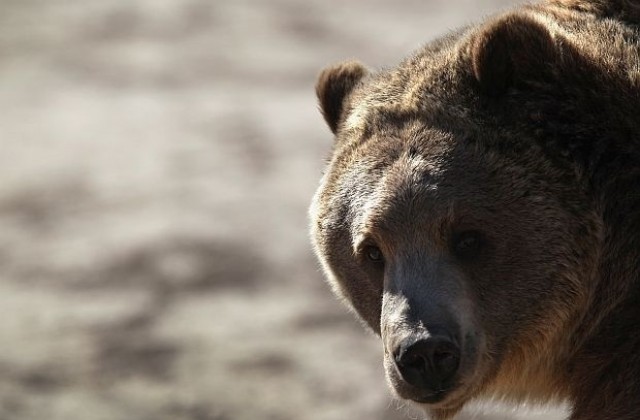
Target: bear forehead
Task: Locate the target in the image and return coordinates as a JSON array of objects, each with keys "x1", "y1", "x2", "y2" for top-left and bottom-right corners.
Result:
[
  {"x1": 341, "y1": 134, "x2": 505, "y2": 243},
  {"x1": 344, "y1": 64, "x2": 473, "y2": 135},
  {"x1": 350, "y1": 150, "x2": 450, "y2": 243},
  {"x1": 337, "y1": 34, "x2": 474, "y2": 138}
]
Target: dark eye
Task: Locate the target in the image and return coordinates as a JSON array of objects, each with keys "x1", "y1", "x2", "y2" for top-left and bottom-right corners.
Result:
[
  {"x1": 452, "y1": 231, "x2": 483, "y2": 260},
  {"x1": 364, "y1": 245, "x2": 384, "y2": 263}
]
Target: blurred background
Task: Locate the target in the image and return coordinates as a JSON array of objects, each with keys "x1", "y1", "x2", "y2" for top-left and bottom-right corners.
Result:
[{"x1": 0, "y1": 0, "x2": 568, "y2": 419}]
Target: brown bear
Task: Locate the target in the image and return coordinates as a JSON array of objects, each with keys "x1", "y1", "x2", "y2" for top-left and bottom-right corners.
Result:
[{"x1": 310, "y1": 1, "x2": 640, "y2": 419}]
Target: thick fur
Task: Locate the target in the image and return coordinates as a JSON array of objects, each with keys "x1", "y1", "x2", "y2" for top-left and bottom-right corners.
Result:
[
  {"x1": 315, "y1": 61, "x2": 369, "y2": 134},
  {"x1": 311, "y1": 0, "x2": 640, "y2": 419}
]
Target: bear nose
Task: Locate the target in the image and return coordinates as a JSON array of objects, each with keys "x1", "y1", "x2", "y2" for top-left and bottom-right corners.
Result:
[{"x1": 394, "y1": 336, "x2": 460, "y2": 394}]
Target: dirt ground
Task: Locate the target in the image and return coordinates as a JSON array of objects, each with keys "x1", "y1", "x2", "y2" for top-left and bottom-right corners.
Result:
[{"x1": 0, "y1": 1, "x2": 568, "y2": 419}]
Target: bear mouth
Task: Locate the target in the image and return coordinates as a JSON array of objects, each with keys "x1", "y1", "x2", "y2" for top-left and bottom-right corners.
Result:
[
  {"x1": 393, "y1": 378, "x2": 464, "y2": 407},
  {"x1": 406, "y1": 387, "x2": 452, "y2": 404},
  {"x1": 408, "y1": 383, "x2": 475, "y2": 415}
]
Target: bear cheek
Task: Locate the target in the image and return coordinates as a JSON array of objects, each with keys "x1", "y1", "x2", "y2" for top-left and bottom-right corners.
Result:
[
  {"x1": 467, "y1": 226, "x2": 576, "y2": 354},
  {"x1": 313, "y1": 225, "x2": 383, "y2": 333},
  {"x1": 322, "y1": 262, "x2": 382, "y2": 333}
]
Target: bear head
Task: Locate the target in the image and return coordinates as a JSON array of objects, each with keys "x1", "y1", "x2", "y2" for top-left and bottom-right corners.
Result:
[{"x1": 310, "y1": 9, "x2": 606, "y2": 419}]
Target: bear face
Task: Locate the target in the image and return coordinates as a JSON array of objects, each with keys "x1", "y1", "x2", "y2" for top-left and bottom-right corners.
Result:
[
  {"x1": 311, "y1": 106, "x2": 602, "y2": 417},
  {"x1": 308, "y1": 4, "x2": 638, "y2": 418}
]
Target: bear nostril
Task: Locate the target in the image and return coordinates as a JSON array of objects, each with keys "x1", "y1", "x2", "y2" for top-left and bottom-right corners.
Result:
[
  {"x1": 432, "y1": 348, "x2": 459, "y2": 379},
  {"x1": 402, "y1": 351, "x2": 428, "y2": 371}
]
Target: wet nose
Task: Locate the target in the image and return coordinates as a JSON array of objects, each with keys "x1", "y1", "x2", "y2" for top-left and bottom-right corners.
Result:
[{"x1": 394, "y1": 336, "x2": 460, "y2": 393}]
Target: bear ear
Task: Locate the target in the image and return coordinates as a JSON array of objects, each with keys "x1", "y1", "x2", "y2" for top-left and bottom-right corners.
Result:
[
  {"x1": 471, "y1": 14, "x2": 560, "y2": 97},
  {"x1": 316, "y1": 61, "x2": 368, "y2": 134}
]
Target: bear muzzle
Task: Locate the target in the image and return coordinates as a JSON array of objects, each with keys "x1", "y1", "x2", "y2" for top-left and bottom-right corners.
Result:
[{"x1": 381, "y1": 284, "x2": 478, "y2": 407}]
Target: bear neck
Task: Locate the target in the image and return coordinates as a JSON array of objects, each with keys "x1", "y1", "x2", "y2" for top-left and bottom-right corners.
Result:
[{"x1": 565, "y1": 111, "x2": 640, "y2": 418}]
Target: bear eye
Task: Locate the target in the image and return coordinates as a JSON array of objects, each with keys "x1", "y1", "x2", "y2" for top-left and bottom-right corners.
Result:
[
  {"x1": 452, "y1": 231, "x2": 483, "y2": 260},
  {"x1": 364, "y1": 245, "x2": 384, "y2": 263}
]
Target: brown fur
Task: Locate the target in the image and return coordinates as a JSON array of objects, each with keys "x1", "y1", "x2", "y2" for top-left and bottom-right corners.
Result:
[
  {"x1": 310, "y1": 0, "x2": 640, "y2": 419},
  {"x1": 315, "y1": 61, "x2": 368, "y2": 134}
]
